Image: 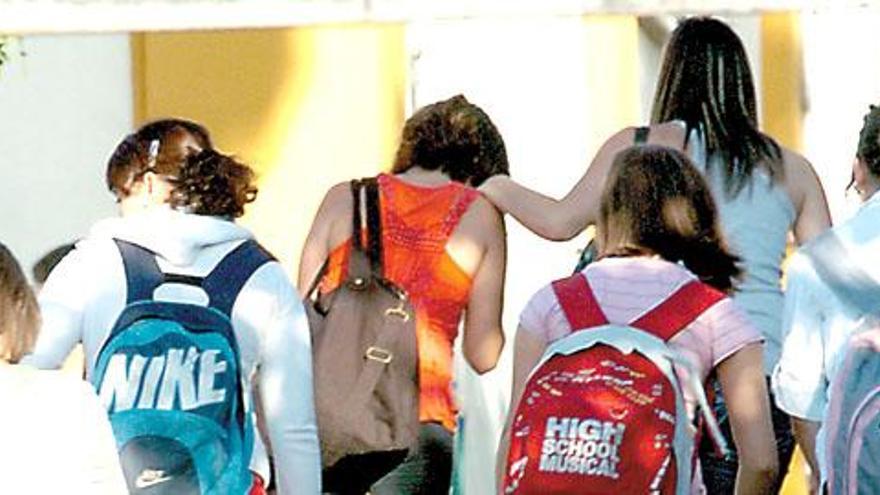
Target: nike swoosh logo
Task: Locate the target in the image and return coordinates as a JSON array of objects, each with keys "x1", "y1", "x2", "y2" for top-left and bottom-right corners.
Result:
[{"x1": 135, "y1": 469, "x2": 173, "y2": 489}]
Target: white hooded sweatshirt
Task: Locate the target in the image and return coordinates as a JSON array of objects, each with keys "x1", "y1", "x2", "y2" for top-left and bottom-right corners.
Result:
[{"x1": 23, "y1": 207, "x2": 321, "y2": 494}]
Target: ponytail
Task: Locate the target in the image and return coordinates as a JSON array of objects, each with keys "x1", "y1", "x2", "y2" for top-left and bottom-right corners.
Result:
[{"x1": 171, "y1": 149, "x2": 257, "y2": 218}]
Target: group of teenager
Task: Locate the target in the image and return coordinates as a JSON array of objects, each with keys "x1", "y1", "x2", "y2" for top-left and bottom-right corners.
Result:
[{"x1": 0, "y1": 14, "x2": 874, "y2": 495}]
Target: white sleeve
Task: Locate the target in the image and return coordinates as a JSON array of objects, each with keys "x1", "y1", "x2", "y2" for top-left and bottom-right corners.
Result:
[
  {"x1": 256, "y1": 269, "x2": 321, "y2": 494},
  {"x1": 772, "y1": 253, "x2": 829, "y2": 422},
  {"x1": 23, "y1": 242, "x2": 96, "y2": 369},
  {"x1": 77, "y1": 381, "x2": 129, "y2": 494}
]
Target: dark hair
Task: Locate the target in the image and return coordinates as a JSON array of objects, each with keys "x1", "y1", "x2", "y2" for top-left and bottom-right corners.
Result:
[
  {"x1": 0, "y1": 243, "x2": 40, "y2": 363},
  {"x1": 106, "y1": 119, "x2": 256, "y2": 218},
  {"x1": 106, "y1": 118, "x2": 212, "y2": 198},
  {"x1": 652, "y1": 17, "x2": 782, "y2": 196},
  {"x1": 392, "y1": 95, "x2": 509, "y2": 187},
  {"x1": 32, "y1": 243, "x2": 75, "y2": 285},
  {"x1": 857, "y1": 104, "x2": 880, "y2": 176},
  {"x1": 171, "y1": 149, "x2": 257, "y2": 218},
  {"x1": 598, "y1": 145, "x2": 742, "y2": 292}
]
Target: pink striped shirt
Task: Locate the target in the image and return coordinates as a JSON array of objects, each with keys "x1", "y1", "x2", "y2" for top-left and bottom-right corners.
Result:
[
  {"x1": 521, "y1": 256, "x2": 761, "y2": 379},
  {"x1": 519, "y1": 256, "x2": 763, "y2": 494}
]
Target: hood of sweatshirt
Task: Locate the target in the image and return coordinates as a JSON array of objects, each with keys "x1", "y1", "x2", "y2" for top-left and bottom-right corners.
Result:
[{"x1": 86, "y1": 207, "x2": 252, "y2": 267}]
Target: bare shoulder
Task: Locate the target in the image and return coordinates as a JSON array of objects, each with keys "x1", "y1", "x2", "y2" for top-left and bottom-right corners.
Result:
[
  {"x1": 779, "y1": 146, "x2": 823, "y2": 197},
  {"x1": 322, "y1": 181, "x2": 353, "y2": 214},
  {"x1": 780, "y1": 146, "x2": 817, "y2": 178},
  {"x1": 600, "y1": 122, "x2": 687, "y2": 154},
  {"x1": 307, "y1": 181, "x2": 354, "y2": 248},
  {"x1": 600, "y1": 126, "x2": 639, "y2": 154},
  {"x1": 455, "y1": 192, "x2": 505, "y2": 246},
  {"x1": 648, "y1": 121, "x2": 688, "y2": 149},
  {"x1": 463, "y1": 193, "x2": 504, "y2": 230}
]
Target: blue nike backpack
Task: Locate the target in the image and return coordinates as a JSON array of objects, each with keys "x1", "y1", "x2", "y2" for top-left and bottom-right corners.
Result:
[{"x1": 92, "y1": 239, "x2": 273, "y2": 495}]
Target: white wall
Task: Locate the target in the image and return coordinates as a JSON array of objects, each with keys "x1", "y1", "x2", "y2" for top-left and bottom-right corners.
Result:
[
  {"x1": 0, "y1": 34, "x2": 132, "y2": 278},
  {"x1": 638, "y1": 23, "x2": 663, "y2": 122},
  {"x1": 802, "y1": 12, "x2": 880, "y2": 223}
]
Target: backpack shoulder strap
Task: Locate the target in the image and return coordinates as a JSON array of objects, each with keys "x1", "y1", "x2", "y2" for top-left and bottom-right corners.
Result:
[
  {"x1": 203, "y1": 240, "x2": 276, "y2": 318},
  {"x1": 631, "y1": 280, "x2": 725, "y2": 341},
  {"x1": 114, "y1": 239, "x2": 164, "y2": 304},
  {"x1": 551, "y1": 273, "x2": 608, "y2": 330},
  {"x1": 804, "y1": 230, "x2": 880, "y2": 314}
]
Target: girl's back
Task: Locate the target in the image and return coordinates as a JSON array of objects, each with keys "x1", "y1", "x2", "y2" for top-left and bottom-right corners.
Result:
[{"x1": 319, "y1": 172, "x2": 503, "y2": 430}]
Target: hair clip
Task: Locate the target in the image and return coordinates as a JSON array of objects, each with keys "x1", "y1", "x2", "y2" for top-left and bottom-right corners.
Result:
[{"x1": 147, "y1": 139, "x2": 160, "y2": 170}]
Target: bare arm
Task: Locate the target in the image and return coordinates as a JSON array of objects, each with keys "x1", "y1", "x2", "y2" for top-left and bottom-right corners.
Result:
[
  {"x1": 461, "y1": 199, "x2": 507, "y2": 374},
  {"x1": 792, "y1": 417, "x2": 821, "y2": 494},
  {"x1": 479, "y1": 129, "x2": 633, "y2": 241},
  {"x1": 480, "y1": 124, "x2": 688, "y2": 241},
  {"x1": 496, "y1": 327, "x2": 547, "y2": 492},
  {"x1": 716, "y1": 343, "x2": 779, "y2": 495},
  {"x1": 297, "y1": 183, "x2": 350, "y2": 295},
  {"x1": 785, "y1": 152, "x2": 832, "y2": 244}
]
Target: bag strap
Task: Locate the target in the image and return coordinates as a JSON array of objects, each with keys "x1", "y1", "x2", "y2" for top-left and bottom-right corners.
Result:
[
  {"x1": 203, "y1": 240, "x2": 275, "y2": 318},
  {"x1": 349, "y1": 177, "x2": 384, "y2": 278},
  {"x1": 631, "y1": 280, "x2": 724, "y2": 341},
  {"x1": 115, "y1": 239, "x2": 165, "y2": 304},
  {"x1": 342, "y1": 298, "x2": 412, "y2": 419},
  {"x1": 551, "y1": 274, "x2": 609, "y2": 330},
  {"x1": 552, "y1": 275, "x2": 722, "y2": 340},
  {"x1": 364, "y1": 177, "x2": 383, "y2": 276},
  {"x1": 351, "y1": 179, "x2": 364, "y2": 252},
  {"x1": 634, "y1": 126, "x2": 650, "y2": 145},
  {"x1": 114, "y1": 238, "x2": 274, "y2": 318},
  {"x1": 804, "y1": 230, "x2": 880, "y2": 315}
]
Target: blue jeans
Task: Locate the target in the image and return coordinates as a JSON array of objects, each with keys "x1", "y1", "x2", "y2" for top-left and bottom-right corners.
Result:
[{"x1": 699, "y1": 377, "x2": 795, "y2": 494}]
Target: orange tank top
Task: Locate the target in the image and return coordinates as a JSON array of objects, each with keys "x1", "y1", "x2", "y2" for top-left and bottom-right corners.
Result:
[{"x1": 321, "y1": 173, "x2": 480, "y2": 432}]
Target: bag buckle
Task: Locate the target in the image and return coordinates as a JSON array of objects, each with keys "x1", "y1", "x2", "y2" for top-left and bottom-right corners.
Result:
[
  {"x1": 365, "y1": 346, "x2": 393, "y2": 364},
  {"x1": 385, "y1": 303, "x2": 411, "y2": 323}
]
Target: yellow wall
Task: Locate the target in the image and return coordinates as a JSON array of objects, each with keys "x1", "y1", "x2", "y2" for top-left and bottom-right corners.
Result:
[
  {"x1": 133, "y1": 25, "x2": 406, "y2": 272},
  {"x1": 761, "y1": 12, "x2": 809, "y2": 495},
  {"x1": 582, "y1": 15, "x2": 641, "y2": 144},
  {"x1": 761, "y1": 12, "x2": 805, "y2": 151}
]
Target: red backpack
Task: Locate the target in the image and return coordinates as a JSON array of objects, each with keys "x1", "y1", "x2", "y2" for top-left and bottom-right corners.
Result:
[{"x1": 503, "y1": 273, "x2": 729, "y2": 495}]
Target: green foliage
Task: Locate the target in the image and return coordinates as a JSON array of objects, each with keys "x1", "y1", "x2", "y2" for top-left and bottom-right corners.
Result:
[
  {"x1": 0, "y1": 36, "x2": 24, "y2": 69},
  {"x1": 0, "y1": 36, "x2": 8, "y2": 67}
]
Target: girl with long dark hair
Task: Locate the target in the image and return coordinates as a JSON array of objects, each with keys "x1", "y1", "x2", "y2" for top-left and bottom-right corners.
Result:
[{"x1": 481, "y1": 17, "x2": 830, "y2": 492}]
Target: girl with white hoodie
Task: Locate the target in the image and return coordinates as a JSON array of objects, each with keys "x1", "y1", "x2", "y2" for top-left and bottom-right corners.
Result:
[{"x1": 23, "y1": 119, "x2": 321, "y2": 494}]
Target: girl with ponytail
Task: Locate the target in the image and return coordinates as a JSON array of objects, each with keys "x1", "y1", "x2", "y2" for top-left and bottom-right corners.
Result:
[{"x1": 25, "y1": 119, "x2": 321, "y2": 494}]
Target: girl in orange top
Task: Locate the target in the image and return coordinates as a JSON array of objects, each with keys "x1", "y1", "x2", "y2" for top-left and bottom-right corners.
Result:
[{"x1": 299, "y1": 95, "x2": 509, "y2": 494}]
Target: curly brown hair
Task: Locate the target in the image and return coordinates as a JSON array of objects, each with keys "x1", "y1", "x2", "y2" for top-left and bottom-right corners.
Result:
[
  {"x1": 392, "y1": 95, "x2": 509, "y2": 187},
  {"x1": 0, "y1": 243, "x2": 40, "y2": 363},
  {"x1": 171, "y1": 149, "x2": 257, "y2": 218},
  {"x1": 106, "y1": 119, "x2": 257, "y2": 218}
]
